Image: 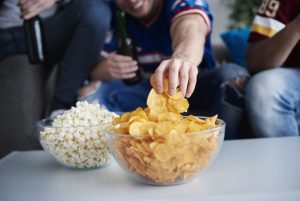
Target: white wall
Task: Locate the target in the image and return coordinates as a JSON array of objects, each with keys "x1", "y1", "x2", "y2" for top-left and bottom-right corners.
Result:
[{"x1": 208, "y1": 0, "x2": 232, "y2": 45}]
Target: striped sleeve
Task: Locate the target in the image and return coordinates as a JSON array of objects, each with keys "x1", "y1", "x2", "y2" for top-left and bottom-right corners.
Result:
[
  {"x1": 251, "y1": 15, "x2": 285, "y2": 38},
  {"x1": 249, "y1": 0, "x2": 299, "y2": 42},
  {"x1": 169, "y1": 0, "x2": 213, "y2": 33},
  {"x1": 100, "y1": 29, "x2": 117, "y2": 57}
]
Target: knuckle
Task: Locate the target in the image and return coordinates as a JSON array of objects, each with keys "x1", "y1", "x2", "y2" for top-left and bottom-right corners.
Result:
[
  {"x1": 119, "y1": 68, "x2": 125, "y2": 74},
  {"x1": 180, "y1": 73, "x2": 189, "y2": 81},
  {"x1": 116, "y1": 63, "x2": 123, "y2": 69},
  {"x1": 156, "y1": 67, "x2": 164, "y2": 73},
  {"x1": 161, "y1": 60, "x2": 169, "y2": 65},
  {"x1": 169, "y1": 67, "x2": 177, "y2": 74},
  {"x1": 169, "y1": 86, "x2": 176, "y2": 91},
  {"x1": 169, "y1": 78, "x2": 177, "y2": 86}
]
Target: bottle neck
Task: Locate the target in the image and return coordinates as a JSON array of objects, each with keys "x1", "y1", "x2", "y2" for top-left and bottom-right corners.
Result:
[{"x1": 116, "y1": 10, "x2": 129, "y2": 39}]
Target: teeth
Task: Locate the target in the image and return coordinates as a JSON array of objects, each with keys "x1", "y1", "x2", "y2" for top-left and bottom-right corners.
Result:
[{"x1": 133, "y1": 1, "x2": 143, "y2": 9}]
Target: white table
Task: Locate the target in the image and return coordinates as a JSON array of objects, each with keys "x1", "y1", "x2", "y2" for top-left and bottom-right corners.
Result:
[{"x1": 1, "y1": 137, "x2": 300, "y2": 201}]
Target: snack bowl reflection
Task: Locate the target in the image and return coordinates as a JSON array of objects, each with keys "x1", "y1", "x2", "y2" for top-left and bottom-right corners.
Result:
[{"x1": 104, "y1": 117, "x2": 225, "y2": 185}]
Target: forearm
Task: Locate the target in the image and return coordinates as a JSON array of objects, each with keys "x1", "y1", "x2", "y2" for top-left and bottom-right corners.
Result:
[
  {"x1": 171, "y1": 15, "x2": 208, "y2": 66},
  {"x1": 153, "y1": 15, "x2": 208, "y2": 97},
  {"x1": 247, "y1": 19, "x2": 300, "y2": 73}
]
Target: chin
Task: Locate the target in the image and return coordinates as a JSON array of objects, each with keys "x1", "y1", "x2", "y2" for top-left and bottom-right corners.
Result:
[{"x1": 129, "y1": 3, "x2": 150, "y2": 18}]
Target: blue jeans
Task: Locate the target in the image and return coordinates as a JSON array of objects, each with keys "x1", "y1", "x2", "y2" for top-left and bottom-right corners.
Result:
[
  {"x1": 86, "y1": 79, "x2": 152, "y2": 112},
  {"x1": 0, "y1": 0, "x2": 111, "y2": 110},
  {"x1": 188, "y1": 63, "x2": 249, "y2": 139},
  {"x1": 84, "y1": 63, "x2": 249, "y2": 139},
  {"x1": 245, "y1": 68, "x2": 300, "y2": 137}
]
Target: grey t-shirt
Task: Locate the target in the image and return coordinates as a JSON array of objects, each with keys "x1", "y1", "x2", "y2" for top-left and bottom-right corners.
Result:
[{"x1": 0, "y1": 0, "x2": 57, "y2": 28}]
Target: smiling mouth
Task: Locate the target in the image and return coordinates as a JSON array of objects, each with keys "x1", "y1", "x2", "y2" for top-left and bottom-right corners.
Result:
[{"x1": 132, "y1": 1, "x2": 144, "y2": 10}]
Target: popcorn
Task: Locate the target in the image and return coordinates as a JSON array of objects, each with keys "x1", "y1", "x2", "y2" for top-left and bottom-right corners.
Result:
[{"x1": 40, "y1": 101, "x2": 118, "y2": 168}]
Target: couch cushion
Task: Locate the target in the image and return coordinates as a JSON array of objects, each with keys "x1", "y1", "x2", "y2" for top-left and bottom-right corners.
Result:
[
  {"x1": 221, "y1": 28, "x2": 251, "y2": 67},
  {"x1": 0, "y1": 55, "x2": 44, "y2": 157}
]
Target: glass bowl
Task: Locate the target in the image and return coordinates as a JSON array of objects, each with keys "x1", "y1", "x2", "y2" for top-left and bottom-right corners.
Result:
[
  {"x1": 37, "y1": 118, "x2": 111, "y2": 169},
  {"x1": 104, "y1": 117, "x2": 225, "y2": 185}
]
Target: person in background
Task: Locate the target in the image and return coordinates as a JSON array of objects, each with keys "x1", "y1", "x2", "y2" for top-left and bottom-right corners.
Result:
[
  {"x1": 0, "y1": 0, "x2": 111, "y2": 156},
  {"x1": 80, "y1": 0, "x2": 249, "y2": 139},
  {"x1": 0, "y1": 0, "x2": 111, "y2": 112},
  {"x1": 245, "y1": 0, "x2": 300, "y2": 137}
]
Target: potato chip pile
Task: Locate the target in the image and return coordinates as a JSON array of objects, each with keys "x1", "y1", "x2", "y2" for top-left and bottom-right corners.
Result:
[{"x1": 108, "y1": 75, "x2": 222, "y2": 184}]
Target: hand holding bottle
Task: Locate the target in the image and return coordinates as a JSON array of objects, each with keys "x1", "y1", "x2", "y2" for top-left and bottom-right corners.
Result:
[
  {"x1": 100, "y1": 52, "x2": 139, "y2": 80},
  {"x1": 19, "y1": 0, "x2": 57, "y2": 19},
  {"x1": 115, "y1": 10, "x2": 141, "y2": 85},
  {"x1": 23, "y1": 15, "x2": 47, "y2": 64}
]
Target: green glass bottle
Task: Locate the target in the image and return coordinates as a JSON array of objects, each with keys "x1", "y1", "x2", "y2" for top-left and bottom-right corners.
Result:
[
  {"x1": 23, "y1": 15, "x2": 47, "y2": 64},
  {"x1": 115, "y1": 10, "x2": 141, "y2": 85}
]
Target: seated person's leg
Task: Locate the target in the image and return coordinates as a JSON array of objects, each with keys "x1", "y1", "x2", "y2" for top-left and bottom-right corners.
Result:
[
  {"x1": 189, "y1": 63, "x2": 249, "y2": 139},
  {"x1": 44, "y1": 0, "x2": 111, "y2": 112},
  {"x1": 83, "y1": 79, "x2": 151, "y2": 113},
  {"x1": 245, "y1": 68, "x2": 300, "y2": 137}
]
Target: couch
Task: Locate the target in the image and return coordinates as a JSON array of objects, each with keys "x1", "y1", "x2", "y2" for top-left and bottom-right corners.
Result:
[{"x1": 0, "y1": 55, "x2": 57, "y2": 157}]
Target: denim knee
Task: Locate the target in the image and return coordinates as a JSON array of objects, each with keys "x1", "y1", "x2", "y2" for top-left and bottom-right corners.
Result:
[
  {"x1": 246, "y1": 72, "x2": 271, "y2": 110},
  {"x1": 216, "y1": 63, "x2": 249, "y2": 83},
  {"x1": 244, "y1": 69, "x2": 290, "y2": 127},
  {"x1": 78, "y1": 0, "x2": 111, "y2": 31},
  {"x1": 245, "y1": 69, "x2": 285, "y2": 111},
  {"x1": 244, "y1": 69, "x2": 300, "y2": 137}
]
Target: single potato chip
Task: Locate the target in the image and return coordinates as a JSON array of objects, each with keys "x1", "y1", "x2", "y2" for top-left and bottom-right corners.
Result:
[
  {"x1": 157, "y1": 112, "x2": 182, "y2": 122},
  {"x1": 149, "y1": 107, "x2": 168, "y2": 122},
  {"x1": 167, "y1": 96, "x2": 189, "y2": 114},
  {"x1": 150, "y1": 74, "x2": 169, "y2": 93},
  {"x1": 187, "y1": 115, "x2": 206, "y2": 124},
  {"x1": 147, "y1": 89, "x2": 167, "y2": 110}
]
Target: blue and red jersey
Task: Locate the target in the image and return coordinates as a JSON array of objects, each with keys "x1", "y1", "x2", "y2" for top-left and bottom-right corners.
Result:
[
  {"x1": 249, "y1": 0, "x2": 300, "y2": 67},
  {"x1": 101, "y1": 0, "x2": 215, "y2": 74}
]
